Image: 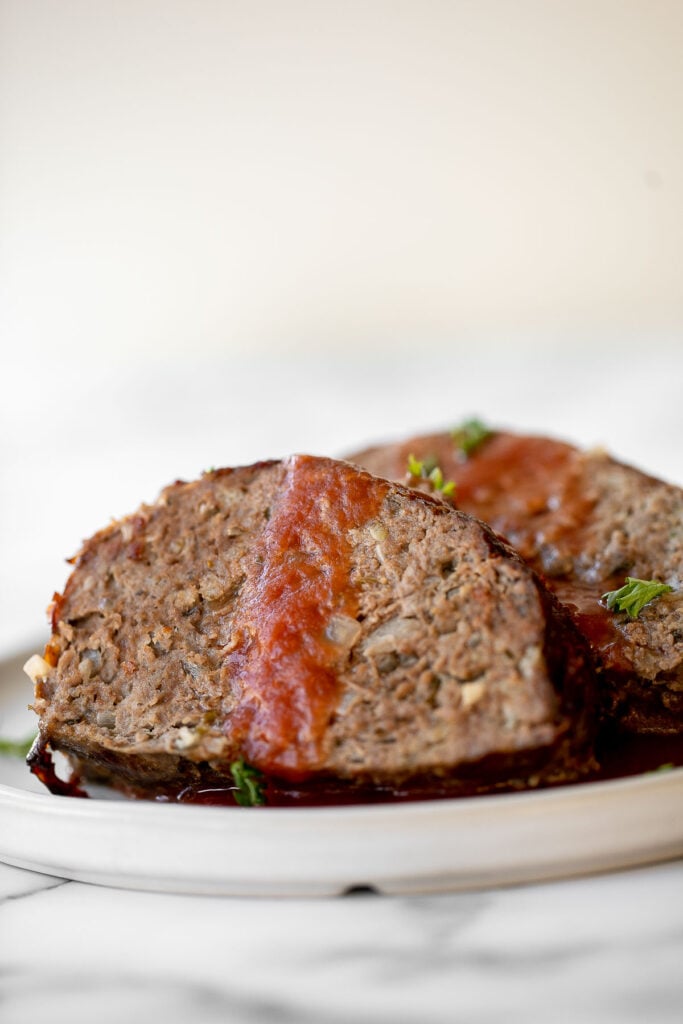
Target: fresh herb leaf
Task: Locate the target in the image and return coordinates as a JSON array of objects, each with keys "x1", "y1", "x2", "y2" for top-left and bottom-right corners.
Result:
[
  {"x1": 450, "y1": 418, "x2": 492, "y2": 458},
  {"x1": 428, "y1": 465, "x2": 444, "y2": 489},
  {"x1": 644, "y1": 762, "x2": 676, "y2": 776},
  {"x1": 602, "y1": 577, "x2": 673, "y2": 619},
  {"x1": 0, "y1": 734, "x2": 37, "y2": 759},
  {"x1": 230, "y1": 758, "x2": 266, "y2": 806},
  {"x1": 407, "y1": 453, "x2": 424, "y2": 478},
  {"x1": 406, "y1": 455, "x2": 456, "y2": 498}
]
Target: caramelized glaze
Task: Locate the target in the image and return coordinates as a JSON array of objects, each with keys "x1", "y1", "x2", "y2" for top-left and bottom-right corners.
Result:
[{"x1": 223, "y1": 456, "x2": 384, "y2": 778}]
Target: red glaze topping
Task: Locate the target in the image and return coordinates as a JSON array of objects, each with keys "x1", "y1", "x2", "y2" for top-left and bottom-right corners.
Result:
[
  {"x1": 223, "y1": 456, "x2": 385, "y2": 778},
  {"x1": 447, "y1": 434, "x2": 583, "y2": 557},
  {"x1": 551, "y1": 580, "x2": 634, "y2": 675},
  {"x1": 371, "y1": 432, "x2": 581, "y2": 560}
]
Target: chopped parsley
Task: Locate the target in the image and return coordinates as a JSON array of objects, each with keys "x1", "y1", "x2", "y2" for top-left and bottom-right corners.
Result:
[
  {"x1": 0, "y1": 734, "x2": 37, "y2": 759},
  {"x1": 406, "y1": 455, "x2": 456, "y2": 498},
  {"x1": 450, "y1": 418, "x2": 492, "y2": 458},
  {"x1": 406, "y1": 453, "x2": 424, "y2": 478},
  {"x1": 230, "y1": 758, "x2": 266, "y2": 806},
  {"x1": 602, "y1": 577, "x2": 673, "y2": 619}
]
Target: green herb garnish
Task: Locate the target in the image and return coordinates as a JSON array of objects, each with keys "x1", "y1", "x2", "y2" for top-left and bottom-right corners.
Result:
[
  {"x1": 406, "y1": 455, "x2": 456, "y2": 498},
  {"x1": 230, "y1": 758, "x2": 266, "y2": 806},
  {"x1": 428, "y1": 465, "x2": 445, "y2": 489},
  {"x1": 450, "y1": 418, "x2": 492, "y2": 458},
  {"x1": 0, "y1": 734, "x2": 37, "y2": 759},
  {"x1": 407, "y1": 453, "x2": 424, "y2": 478},
  {"x1": 602, "y1": 577, "x2": 673, "y2": 619},
  {"x1": 651, "y1": 762, "x2": 675, "y2": 773}
]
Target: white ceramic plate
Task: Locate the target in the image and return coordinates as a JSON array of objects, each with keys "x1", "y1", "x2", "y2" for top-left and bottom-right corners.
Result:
[{"x1": 1, "y1": 647, "x2": 682, "y2": 895}]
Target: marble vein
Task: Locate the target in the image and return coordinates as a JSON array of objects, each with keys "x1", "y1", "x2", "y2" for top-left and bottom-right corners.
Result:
[{"x1": 0, "y1": 862, "x2": 70, "y2": 904}]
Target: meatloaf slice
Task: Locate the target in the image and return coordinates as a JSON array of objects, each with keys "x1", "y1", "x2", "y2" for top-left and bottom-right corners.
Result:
[
  {"x1": 27, "y1": 455, "x2": 597, "y2": 798},
  {"x1": 350, "y1": 429, "x2": 683, "y2": 734}
]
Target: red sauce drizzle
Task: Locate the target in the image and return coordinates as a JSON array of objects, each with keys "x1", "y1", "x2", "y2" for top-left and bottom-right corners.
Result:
[
  {"x1": 387, "y1": 432, "x2": 580, "y2": 560},
  {"x1": 449, "y1": 433, "x2": 578, "y2": 549},
  {"x1": 27, "y1": 736, "x2": 89, "y2": 798},
  {"x1": 551, "y1": 580, "x2": 634, "y2": 674},
  {"x1": 223, "y1": 456, "x2": 384, "y2": 779}
]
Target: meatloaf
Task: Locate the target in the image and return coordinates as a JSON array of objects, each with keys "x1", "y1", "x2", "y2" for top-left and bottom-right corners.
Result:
[
  {"x1": 26, "y1": 455, "x2": 597, "y2": 798},
  {"x1": 350, "y1": 429, "x2": 683, "y2": 734}
]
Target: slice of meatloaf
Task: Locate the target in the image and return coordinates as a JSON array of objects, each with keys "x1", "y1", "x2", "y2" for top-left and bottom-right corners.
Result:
[
  {"x1": 27, "y1": 455, "x2": 597, "y2": 798},
  {"x1": 350, "y1": 429, "x2": 683, "y2": 734}
]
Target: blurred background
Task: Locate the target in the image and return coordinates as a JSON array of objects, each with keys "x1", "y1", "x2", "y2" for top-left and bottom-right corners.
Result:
[{"x1": 1, "y1": 0, "x2": 682, "y2": 652}]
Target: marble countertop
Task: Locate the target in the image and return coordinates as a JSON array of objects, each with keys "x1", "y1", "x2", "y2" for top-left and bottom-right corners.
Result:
[
  {"x1": 1, "y1": 858, "x2": 681, "y2": 1024},
  {"x1": 2, "y1": 347, "x2": 682, "y2": 1022}
]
